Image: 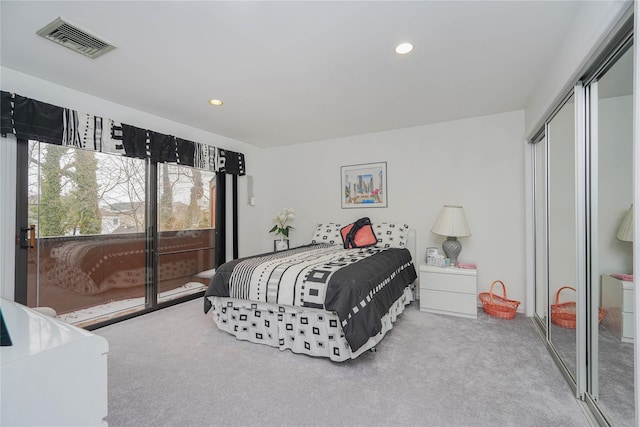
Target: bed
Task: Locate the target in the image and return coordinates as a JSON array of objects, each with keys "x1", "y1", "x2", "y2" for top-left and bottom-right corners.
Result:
[{"x1": 204, "y1": 221, "x2": 418, "y2": 361}]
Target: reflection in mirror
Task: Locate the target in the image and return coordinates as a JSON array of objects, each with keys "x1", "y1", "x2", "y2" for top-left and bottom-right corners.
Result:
[
  {"x1": 547, "y1": 94, "x2": 577, "y2": 380},
  {"x1": 533, "y1": 136, "x2": 548, "y2": 326},
  {"x1": 592, "y1": 44, "x2": 634, "y2": 427}
]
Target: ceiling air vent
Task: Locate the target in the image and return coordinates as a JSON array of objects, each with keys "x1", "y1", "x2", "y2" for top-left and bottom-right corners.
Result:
[{"x1": 36, "y1": 17, "x2": 116, "y2": 59}]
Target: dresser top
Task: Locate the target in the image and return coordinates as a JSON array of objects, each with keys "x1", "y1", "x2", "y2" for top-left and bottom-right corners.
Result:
[
  {"x1": 419, "y1": 264, "x2": 477, "y2": 276},
  {"x1": 0, "y1": 298, "x2": 108, "y2": 364}
]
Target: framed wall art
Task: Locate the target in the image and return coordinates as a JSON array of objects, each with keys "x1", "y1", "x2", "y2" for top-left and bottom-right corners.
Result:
[
  {"x1": 341, "y1": 162, "x2": 387, "y2": 209},
  {"x1": 274, "y1": 239, "x2": 290, "y2": 252}
]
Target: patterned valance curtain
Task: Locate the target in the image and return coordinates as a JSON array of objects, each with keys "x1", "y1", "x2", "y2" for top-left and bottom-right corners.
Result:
[{"x1": 0, "y1": 90, "x2": 245, "y2": 175}]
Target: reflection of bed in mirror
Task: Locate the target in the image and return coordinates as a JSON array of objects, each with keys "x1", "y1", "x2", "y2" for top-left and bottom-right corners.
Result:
[
  {"x1": 204, "y1": 222, "x2": 417, "y2": 361},
  {"x1": 48, "y1": 230, "x2": 214, "y2": 295}
]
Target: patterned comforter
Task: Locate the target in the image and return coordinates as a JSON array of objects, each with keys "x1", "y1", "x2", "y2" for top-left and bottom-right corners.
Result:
[{"x1": 204, "y1": 244, "x2": 417, "y2": 351}]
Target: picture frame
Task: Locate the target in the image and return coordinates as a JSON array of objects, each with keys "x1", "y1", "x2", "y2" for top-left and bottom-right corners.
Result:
[
  {"x1": 274, "y1": 239, "x2": 290, "y2": 251},
  {"x1": 341, "y1": 161, "x2": 387, "y2": 209}
]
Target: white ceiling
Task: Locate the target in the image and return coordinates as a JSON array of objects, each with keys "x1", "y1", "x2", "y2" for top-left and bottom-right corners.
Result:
[{"x1": 1, "y1": 1, "x2": 585, "y2": 148}]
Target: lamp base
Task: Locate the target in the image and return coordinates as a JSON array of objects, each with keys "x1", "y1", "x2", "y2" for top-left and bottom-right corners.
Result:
[{"x1": 442, "y1": 237, "x2": 462, "y2": 266}]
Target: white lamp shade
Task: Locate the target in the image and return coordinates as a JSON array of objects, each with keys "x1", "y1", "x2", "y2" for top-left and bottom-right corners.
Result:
[
  {"x1": 616, "y1": 204, "x2": 633, "y2": 242},
  {"x1": 431, "y1": 205, "x2": 471, "y2": 237}
]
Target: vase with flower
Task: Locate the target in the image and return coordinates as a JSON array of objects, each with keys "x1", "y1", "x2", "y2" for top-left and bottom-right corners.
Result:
[{"x1": 270, "y1": 208, "x2": 295, "y2": 251}]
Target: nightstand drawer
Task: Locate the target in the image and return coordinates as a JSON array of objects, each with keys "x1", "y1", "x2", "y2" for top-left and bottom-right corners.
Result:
[
  {"x1": 623, "y1": 288, "x2": 634, "y2": 313},
  {"x1": 623, "y1": 312, "x2": 634, "y2": 342},
  {"x1": 422, "y1": 272, "x2": 476, "y2": 294},
  {"x1": 420, "y1": 289, "x2": 477, "y2": 319},
  {"x1": 418, "y1": 264, "x2": 478, "y2": 319}
]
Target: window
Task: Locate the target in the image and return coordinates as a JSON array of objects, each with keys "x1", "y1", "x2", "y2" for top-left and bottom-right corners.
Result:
[{"x1": 18, "y1": 141, "x2": 220, "y2": 327}]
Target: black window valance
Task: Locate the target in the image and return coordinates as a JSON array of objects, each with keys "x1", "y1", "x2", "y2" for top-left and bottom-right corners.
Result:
[{"x1": 0, "y1": 90, "x2": 246, "y2": 175}]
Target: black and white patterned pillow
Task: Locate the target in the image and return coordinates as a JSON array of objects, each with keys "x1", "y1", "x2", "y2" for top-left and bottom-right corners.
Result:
[
  {"x1": 309, "y1": 223, "x2": 343, "y2": 245},
  {"x1": 373, "y1": 223, "x2": 410, "y2": 248}
]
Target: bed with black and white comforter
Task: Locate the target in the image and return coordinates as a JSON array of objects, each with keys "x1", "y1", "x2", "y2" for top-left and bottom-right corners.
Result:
[{"x1": 204, "y1": 243, "x2": 417, "y2": 361}]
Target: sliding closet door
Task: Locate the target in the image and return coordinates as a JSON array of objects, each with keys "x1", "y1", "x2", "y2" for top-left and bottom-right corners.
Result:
[
  {"x1": 547, "y1": 94, "x2": 578, "y2": 382},
  {"x1": 533, "y1": 133, "x2": 548, "y2": 327},
  {"x1": 528, "y1": 12, "x2": 634, "y2": 424},
  {"x1": 588, "y1": 42, "x2": 634, "y2": 427}
]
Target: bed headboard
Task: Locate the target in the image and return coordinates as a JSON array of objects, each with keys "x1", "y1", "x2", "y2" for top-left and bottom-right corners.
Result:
[{"x1": 309, "y1": 222, "x2": 418, "y2": 264}]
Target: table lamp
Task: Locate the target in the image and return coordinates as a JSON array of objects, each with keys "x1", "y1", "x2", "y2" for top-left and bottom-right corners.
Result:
[
  {"x1": 431, "y1": 205, "x2": 471, "y2": 266},
  {"x1": 616, "y1": 204, "x2": 633, "y2": 242}
]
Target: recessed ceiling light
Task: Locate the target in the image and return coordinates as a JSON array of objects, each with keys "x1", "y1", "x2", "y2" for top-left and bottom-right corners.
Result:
[
  {"x1": 209, "y1": 99, "x2": 223, "y2": 106},
  {"x1": 395, "y1": 43, "x2": 413, "y2": 55}
]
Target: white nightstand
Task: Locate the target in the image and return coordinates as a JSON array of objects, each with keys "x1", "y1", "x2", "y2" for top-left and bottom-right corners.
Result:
[
  {"x1": 419, "y1": 264, "x2": 478, "y2": 319},
  {"x1": 601, "y1": 274, "x2": 634, "y2": 343}
]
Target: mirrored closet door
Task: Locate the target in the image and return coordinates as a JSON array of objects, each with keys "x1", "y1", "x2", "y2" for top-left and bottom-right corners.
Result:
[
  {"x1": 588, "y1": 42, "x2": 634, "y2": 427},
  {"x1": 533, "y1": 133, "x2": 548, "y2": 327},
  {"x1": 547, "y1": 94, "x2": 578, "y2": 382},
  {"x1": 530, "y1": 30, "x2": 634, "y2": 427}
]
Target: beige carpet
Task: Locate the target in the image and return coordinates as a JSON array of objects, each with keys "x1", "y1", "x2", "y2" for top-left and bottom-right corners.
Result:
[{"x1": 96, "y1": 299, "x2": 590, "y2": 427}]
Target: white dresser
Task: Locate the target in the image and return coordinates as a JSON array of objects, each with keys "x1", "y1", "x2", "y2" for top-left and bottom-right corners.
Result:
[
  {"x1": 1, "y1": 298, "x2": 109, "y2": 426},
  {"x1": 419, "y1": 264, "x2": 478, "y2": 319},
  {"x1": 601, "y1": 274, "x2": 634, "y2": 343}
]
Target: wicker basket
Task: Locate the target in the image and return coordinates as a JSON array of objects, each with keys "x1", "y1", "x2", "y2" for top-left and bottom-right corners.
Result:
[
  {"x1": 551, "y1": 286, "x2": 606, "y2": 329},
  {"x1": 478, "y1": 280, "x2": 521, "y2": 320}
]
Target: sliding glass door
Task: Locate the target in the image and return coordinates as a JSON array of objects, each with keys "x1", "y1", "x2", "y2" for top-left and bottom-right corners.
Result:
[
  {"x1": 156, "y1": 163, "x2": 216, "y2": 304},
  {"x1": 16, "y1": 140, "x2": 217, "y2": 327},
  {"x1": 20, "y1": 141, "x2": 149, "y2": 325}
]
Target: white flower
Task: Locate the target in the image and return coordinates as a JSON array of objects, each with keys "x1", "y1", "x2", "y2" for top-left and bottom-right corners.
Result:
[{"x1": 269, "y1": 208, "x2": 295, "y2": 237}]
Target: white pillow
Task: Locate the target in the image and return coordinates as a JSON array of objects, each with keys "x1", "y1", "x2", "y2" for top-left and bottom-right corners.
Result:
[
  {"x1": 309, "y1": 223, "x2": 343, "y2": 245},
  {"x1": 373, "y1": 223, "x2": 410, "y2": 248}
]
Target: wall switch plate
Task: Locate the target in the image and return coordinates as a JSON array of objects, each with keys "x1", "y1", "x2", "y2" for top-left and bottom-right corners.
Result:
[{"x1": 247, "y1": 175, "x2": 254, "y2": 205}]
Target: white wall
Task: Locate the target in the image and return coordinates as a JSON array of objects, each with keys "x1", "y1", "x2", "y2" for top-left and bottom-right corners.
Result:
[
  {"x1": 259, "y1": 110, "x2": 527, "y2": 309},
  {"x1": 0, "y1": 134, "x2": 17, "y2": 300}
]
